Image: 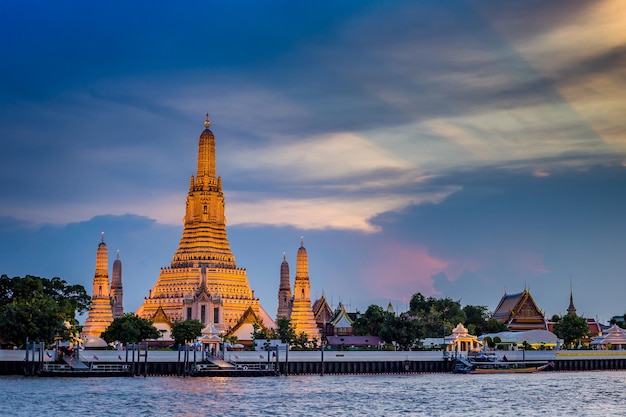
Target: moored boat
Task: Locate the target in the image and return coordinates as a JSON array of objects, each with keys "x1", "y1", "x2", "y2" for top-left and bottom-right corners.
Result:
[{"x1": 469, "y1": 361, "x2": 553, "y2": 374}]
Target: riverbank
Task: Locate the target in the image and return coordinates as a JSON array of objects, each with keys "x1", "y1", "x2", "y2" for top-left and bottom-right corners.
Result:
[{"x1": 3, "y1": 349, "x2": 626, "y2": 376}]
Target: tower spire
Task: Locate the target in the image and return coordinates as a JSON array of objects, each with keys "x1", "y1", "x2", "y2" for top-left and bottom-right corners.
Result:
[
  {"x1": 567, "y1": 276, "x2": 577, "y2": 316},
  {"x1": 205, "y1": 112, "x2": 210, "y2": 129}
]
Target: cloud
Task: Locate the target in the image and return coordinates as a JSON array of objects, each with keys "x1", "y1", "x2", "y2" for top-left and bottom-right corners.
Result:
[
  {"x1": 359, "y1": 242, "x2": 448, "y2": 303},
  {"x1": 226, "y1": 188, "x2": 454, "y2": 233}
]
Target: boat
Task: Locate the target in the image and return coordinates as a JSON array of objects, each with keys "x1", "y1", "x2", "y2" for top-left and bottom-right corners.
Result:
[{"x1": 469, "y1": 361, "x2": 553, "y2": 374}]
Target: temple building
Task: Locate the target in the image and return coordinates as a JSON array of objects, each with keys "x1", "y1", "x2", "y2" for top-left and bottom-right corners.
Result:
[
  {"x1": 136, "y1": 115, "x2": 274, "y2": 334},
  {"x1": 110, "y1": 250, "x2": 124, "y2": 319},
  {"x1": 82, "y1": 234, "x2": 115, "y2": 339},
  {"x1": 492, "y1": 288, "x2": 548, "y2": 331},
  {"x1": 312, "y1": 293, "x2": 333, "y2": 333},
  {"x1": 276, "y1": 239, "x2": 320, "y2": 340},
  {"x1": 276, "y1": 254, "x2": 292, "y2": 320}
]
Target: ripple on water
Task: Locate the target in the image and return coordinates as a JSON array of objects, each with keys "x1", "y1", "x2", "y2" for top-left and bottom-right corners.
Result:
[{"x1": 1, "y1": 372, "x2": 626, "y2": 417}]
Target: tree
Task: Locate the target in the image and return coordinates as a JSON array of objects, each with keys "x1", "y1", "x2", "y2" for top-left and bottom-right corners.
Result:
[
  {"x1": 0, "y1": 274, "x2": 90, "y2": 346},
  {"x1": 292, "y1": 332, "x2": 311, "y2": 350},
  {"x1": 408, "y1": 293, "x2": 466, "y2": 338},
  {"x1": 171, "y1": 319, "x2": 205, "y2": 346},
  {"x1": 275, "y1": 317, "x2": 296, "y2": 344},
  {"x1": 463, "y1": 305, "x2": 490, "y2": 335},
  {"x1": 553, "y1": 314, "x2": 590, "y2": 348},
  {"x1": 379, "y1": 313, "x2": 422, "y2": 350},
  {"x1": 101, "y1": 314, "x2": 160, "y2": 345},
  {"x1": 484, "y1": 318, "x2": 508, "y2": 334},
  {"x1": 352, "y1": 304, "x2": 393, "y2": 336}
]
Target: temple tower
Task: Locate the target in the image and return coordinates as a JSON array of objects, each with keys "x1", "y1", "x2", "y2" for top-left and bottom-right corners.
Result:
[
  {"x1": 110, "y1": 250, "x2": 124, "y2": 319},
  {"x1": 82, "y1": 233, "x2": 115, "y2": 338},
  {"x1": 136, "y1": 115, "x2": 267, "y2": 330},
  {"x1": 289, "y1": 239, "x2": 320, "y2": 340},
  {"x1": 567, "y1": 281, "x2": 577, "y2": 316},
  {"x1": 277, "y1": 253, "x2": 292, "y2": 320}
]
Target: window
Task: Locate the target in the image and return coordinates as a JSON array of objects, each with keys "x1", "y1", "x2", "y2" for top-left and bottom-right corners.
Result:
[
  {"x1": 214, "y1": 307, "x2": 219, "y2": 324},
  {"x1": 186, "y1": 307, "x2": 192, "y2": 320},
  {"x1": 201, "y1": 305, "x2": 206, "y2": 324}
]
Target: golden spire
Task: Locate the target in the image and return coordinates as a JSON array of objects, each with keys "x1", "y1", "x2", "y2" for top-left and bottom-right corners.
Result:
[{"x1": 204, "y1": 113, "x2": 210, "y2": 129}]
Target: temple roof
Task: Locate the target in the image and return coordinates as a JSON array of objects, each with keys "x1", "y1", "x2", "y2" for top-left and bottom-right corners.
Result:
[
  {"x1": 492, "y1": 289, "x2": 546, "y2": 330},
  {"x1": 330, "y1": 303, "x2": 354, "y2": 328}
]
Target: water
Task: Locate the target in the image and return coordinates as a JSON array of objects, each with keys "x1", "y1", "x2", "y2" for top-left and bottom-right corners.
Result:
[{"x1": 1, "y1": 372, "x2": 625, "y2": 416}]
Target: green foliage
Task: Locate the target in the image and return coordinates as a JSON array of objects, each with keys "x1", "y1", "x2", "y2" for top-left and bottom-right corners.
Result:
[
  {"x1": 484, "y1": 318, "x2": 508, "y2": 334},
  {"x1": 482, "y1": 336, "x2": 494, "y2": 348},
  {"x1": 553, "y1": 314, "x2": 590, "y2": 348},
  {"x1": 101, "y1": 313, "x2": 160, "y2": 345},
  {"x1": 352, "y1": 305, "x2": 393, "y2": 336},
  {"x1": 379, "y1": 313, "x2": 422, "y2": 350},
  {"x1": 275, "y1": 317, "x2": 296, "y2": 344},
  {"x1": 0, "y1": 274, "x2": 90, "y2": 346},
  {"x1": 171, "y1": 319, "x2": 205, "y2": 346},
  {"x1": 291, "y1": 332, "x2": 311, "y2": 350},
  {"x1": 352, "y1": 304, "x2": 421, "y2": 349},
  {"x1": 462, "y1": 305, "x2": 490, "y2": 335},
  {"x1": 252, "y1": 322, "x2": 273, "y2": 341},
  {"x1": 409, "y1": 293, "x2": 466, "y2": 338}
]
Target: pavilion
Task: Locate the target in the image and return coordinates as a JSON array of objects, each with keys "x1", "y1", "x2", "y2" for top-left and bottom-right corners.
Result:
[
  {"x1": 590, "y1": 324, "x2": 626, "y2": 350},
  {"x1": 444, "y1": 323, "x2": 482, "y2": 353}
]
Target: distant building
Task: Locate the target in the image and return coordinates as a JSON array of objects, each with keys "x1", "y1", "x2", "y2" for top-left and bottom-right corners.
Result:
[
  {"x1": 82, "y1": 234, "x2": 115, "y2": 339},
  {"x1": 110, "y1": 250, "x2": 123, "y2": 319},
  {"x1": 546, "y1": 287, "x2": 603, "y2": 346},
  {"x1": 492, "y1": 288, "x2": 548, "y2": 331},
  {"x1": 276, "y1": 254, "x2": 292, "y2": 320},
  {"x1": 328, "y1": 303, "x2": 355, "y2": 336},
  {"x1": 289, "y1": 240, "x2": 321, "y2": 340},
  {"x1": 274, "y1": 240, "x2": 322, "y2": 341},
  {"x1": 312, "y1": 293, "x2": 333, "y2": 333}
]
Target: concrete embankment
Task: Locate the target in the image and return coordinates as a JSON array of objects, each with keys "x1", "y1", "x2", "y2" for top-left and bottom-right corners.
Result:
[{"x1": 3, "y1": 349, "x2": 626, "y2": 376}]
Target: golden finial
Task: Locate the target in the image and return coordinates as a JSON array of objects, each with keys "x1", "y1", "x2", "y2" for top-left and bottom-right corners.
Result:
[
  {"x1": 101, "y1": 231, "x2": 105, "y2": 243},
  {"x1": 204, "y1": 113, "x2": 210, "y2": 129},
  {"x1": 300, "y1": 236, "x2": 304, "y2": 247}
]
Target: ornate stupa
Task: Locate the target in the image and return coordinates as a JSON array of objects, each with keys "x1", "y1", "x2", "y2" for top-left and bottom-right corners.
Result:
[
  {"x1": 276, "y1": 253, "x2": 292, "y2": 320},
  {"x1": 110, "y1": 250, "x2": 124, "y2": 319},
  {"x1": 136, "y1": 115, "x2": 271, "y2": 330},
  {"x1": 289, "y1": 238, "x2": 320, "y2": 340},
  {"x1": 82, "y1": 233, "x2": 115, "y2": 338}
]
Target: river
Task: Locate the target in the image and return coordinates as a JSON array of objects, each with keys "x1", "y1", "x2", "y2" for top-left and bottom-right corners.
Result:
[{"x1": 1, "y1": 371, "x2": 624, "y2": 416}]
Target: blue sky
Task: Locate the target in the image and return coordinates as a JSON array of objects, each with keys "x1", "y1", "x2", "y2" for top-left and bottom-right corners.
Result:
[{"x1": 1, "y1": 1, "x2": 625, "y2": 323}]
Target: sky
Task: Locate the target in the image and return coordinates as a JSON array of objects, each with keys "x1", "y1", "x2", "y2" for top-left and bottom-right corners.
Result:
[{"x1": 1, "y1": 0, "x2": 626, "y2": 324}]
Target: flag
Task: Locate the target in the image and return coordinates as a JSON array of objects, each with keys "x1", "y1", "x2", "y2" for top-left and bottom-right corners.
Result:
[{"x1": 93, "y1": 355, "x2": 99, "y2": 361}]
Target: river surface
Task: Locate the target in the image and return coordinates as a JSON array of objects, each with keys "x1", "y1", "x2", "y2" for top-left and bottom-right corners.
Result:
[{"x1": 1, "y1": 371, "x2": 624, "y2": 416}]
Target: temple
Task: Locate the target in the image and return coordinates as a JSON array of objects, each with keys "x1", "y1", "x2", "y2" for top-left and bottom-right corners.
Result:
[
  {"x1": 82, "y1": 234, "x2": 115, "y2": 339},
  {"x1": 492, "y1": 288, "x2": 548, "y2": 331},
  {"x1": 276, "y1": 253, "x2": 292, "y2": 320},
  {"x1": 136, "y1": 115, "x2": 273, "y2": 333},
  {"x1": 285, "y1": 239, "x2": 320, "y2": 340},
  {"x1": 110, "y1": 250, "x2": 124, "y2": 319}
]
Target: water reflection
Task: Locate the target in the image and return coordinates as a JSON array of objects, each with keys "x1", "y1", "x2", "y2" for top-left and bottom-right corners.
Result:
[{"x1": 1, "y1": 372, "x2": 625, "y2": 416}]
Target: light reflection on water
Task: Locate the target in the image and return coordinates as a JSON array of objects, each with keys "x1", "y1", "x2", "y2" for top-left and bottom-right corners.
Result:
[{"x1": 1, "y1": 371, "x2": 625, "y2": 416}]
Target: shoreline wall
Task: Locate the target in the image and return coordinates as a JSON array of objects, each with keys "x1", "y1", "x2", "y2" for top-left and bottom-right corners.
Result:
[{"x1": 4, "y1": 358, "x2": 626, "y2": 376}]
